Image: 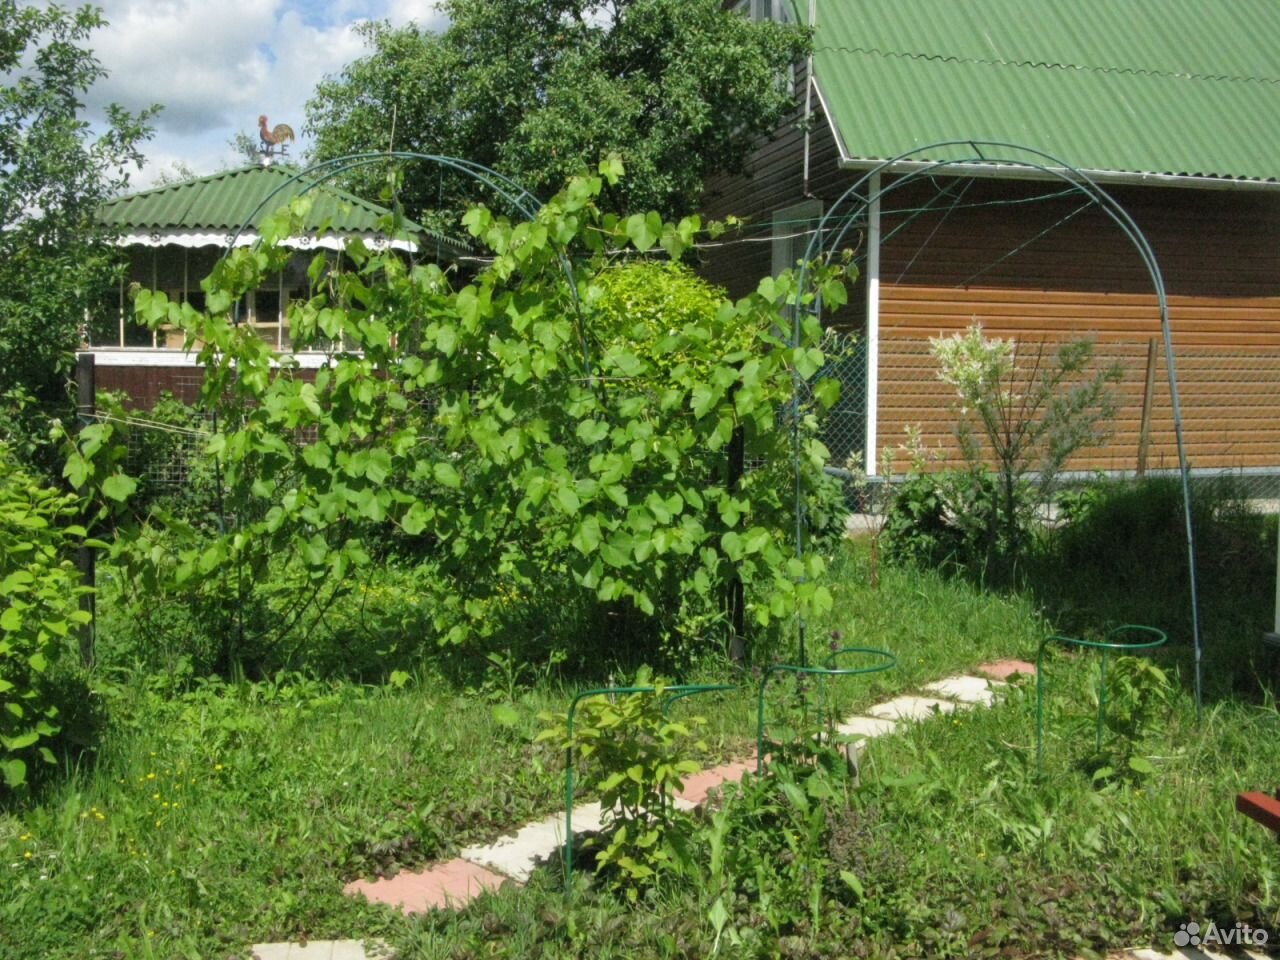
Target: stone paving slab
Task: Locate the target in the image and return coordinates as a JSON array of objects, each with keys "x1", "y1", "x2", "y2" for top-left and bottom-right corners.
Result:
[
  {"x1": 923, "y1": 674, "x2": 1000, "y2": 706},
  {"x1": 866, "y1": 695, "x2": 957, "y2": 722},
  {"x1": 251, "y1": 940, "x2": 390, "y2": 960},
  {"x1": 977, "y1": 659, "x2": 1036, "y2": 680},
  {"x1": 1127, "y1": 947, "x2": 1268, "y2": 959},
  {"x1": 1129, "y1": 944, "x2": 1273, "y2": 959},
  {"x1": 344, "y1": 858, "x2": 507, "y2": 914},
  {"x1": 460, "y1": 801, "x2": 605, "y2": 883},
  {"x1": 836, "y1": 715, "x2": 898, "y2": 739}
]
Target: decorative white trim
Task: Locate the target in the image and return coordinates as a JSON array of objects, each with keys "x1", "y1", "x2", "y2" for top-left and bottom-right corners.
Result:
[
  {"x1": 113, "y1": 229, "x2": 418, "y2": 252},
  {"x1": 837, "y1": 156, "x2": 1280, "y2": 193},
  {"x1": 81, "y1": 349, "x2": 340, "y2": 370},
  {"x1": 810, "y1": 77, "x2": 854, "y2": 167}
]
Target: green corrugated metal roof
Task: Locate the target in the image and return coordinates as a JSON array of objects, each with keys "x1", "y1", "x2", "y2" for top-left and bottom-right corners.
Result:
[
  {"x1": 98, "y1": 164, "x2": 464, "y2": 248},
  {"x1": 807, "y1": 0, "x2": 1280, "y2": 183}
]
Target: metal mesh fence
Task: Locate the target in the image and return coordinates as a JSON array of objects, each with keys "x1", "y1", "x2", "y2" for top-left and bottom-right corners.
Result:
[
  {"x1": 117, "y1": 412, "x2": 212, "y2": 489},
  {"x1": 815, "y1": 332, "x2": 1280, "y2": 506},
  {"x1": 813, "y1": 332, "x2": 867, "y2": 473}
]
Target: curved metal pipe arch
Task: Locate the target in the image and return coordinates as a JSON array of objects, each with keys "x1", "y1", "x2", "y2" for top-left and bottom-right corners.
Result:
[
  {"x1": 219, "y1": 152, "x2": 593, "y2": 379},
  {"x1": 792, "y1": 140, "x2": 1203, "y2": 711}
]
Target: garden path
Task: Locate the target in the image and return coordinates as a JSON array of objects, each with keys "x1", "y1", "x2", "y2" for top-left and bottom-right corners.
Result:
[
  {"x1": 251, "y1": 658, "x2": 1034, "y2": 958},
  {"x1": 250, "y1": 658, "x2": 1270, "y2": 960}
]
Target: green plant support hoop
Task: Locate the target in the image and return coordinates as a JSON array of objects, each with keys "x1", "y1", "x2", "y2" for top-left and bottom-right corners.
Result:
[
  {"x1": 756, "y1": 646, "x2": 896, "y2": 775},
  {"x1": 561, "y1": 683, "x2": 735, "y2": 896},
  {"x1": 1035, "y1": 624, "x2": 1167, "y2": 773}
]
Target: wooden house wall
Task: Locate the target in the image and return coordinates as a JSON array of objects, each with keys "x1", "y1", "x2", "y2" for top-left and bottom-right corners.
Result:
[
  {"x1": 701, "y1": 96, "x2": 1280, "y2": 475},
  {"x1": 875, "y1": 180, "x2": 1280, "y2": 473}
]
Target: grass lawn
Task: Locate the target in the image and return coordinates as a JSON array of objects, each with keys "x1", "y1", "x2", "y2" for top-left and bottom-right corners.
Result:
[{"x1": 2, "y1": 541, "x2": 1278, "y2": 958}]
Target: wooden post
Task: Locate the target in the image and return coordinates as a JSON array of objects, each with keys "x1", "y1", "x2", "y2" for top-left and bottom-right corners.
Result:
[
  {"x1": 1272, "y1": 512, "x2": 1279, "y2": 636},
  {"x1": 75, "y1": 352, "x2": 96, "y2": 667},
  {"x1": 1136, "y1": 337, "x2": 1158, "y2": 477}
]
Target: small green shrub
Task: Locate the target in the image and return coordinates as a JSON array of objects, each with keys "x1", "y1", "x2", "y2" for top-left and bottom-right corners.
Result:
[
  {"x1": 0, "y1": 443, "x2": 93, "y2": 791},
  {"x1": 880, "y1": 468, "x2": 1013, "y2": 576},
  {"x1": 537, "y1": 673, "x2": 705, "y2": 897},
  {"x1": 923, "y1": 324, "x2": 1122, "y2": 575},
  {"x1": 1084, "y1": 654, "x2": 1173, "y2": 785}
]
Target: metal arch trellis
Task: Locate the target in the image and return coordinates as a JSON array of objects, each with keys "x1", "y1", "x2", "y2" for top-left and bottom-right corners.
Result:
[
  {"x1": 199, "y1": 151, "x2": 607, "y2": 682},
  {"x1": 218, "y1": 152, "x2": 595, "y2": 380},
  {"x1": 791, "y1": 139, "x2": 1205, "y2": 713}
]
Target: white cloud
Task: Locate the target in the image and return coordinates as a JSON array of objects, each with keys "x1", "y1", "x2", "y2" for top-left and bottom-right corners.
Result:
[
  {"x1": 84, "y1": 0, "x2": 444, "y2": 183},
  {"x1": 88, "y1": 0, "x2": 279, "y2": 133},
  {"x1": 385, "y1": 0, "x2": 448, "y2": 30}
]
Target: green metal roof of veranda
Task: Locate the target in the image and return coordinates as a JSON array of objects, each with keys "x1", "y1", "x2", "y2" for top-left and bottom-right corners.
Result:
[
  {"x1": 804, "y1": 0, "x2": 1280, "y2": 186},
  {"x1": 97, "y1": 164, "x2": 469, "y2": 254}
]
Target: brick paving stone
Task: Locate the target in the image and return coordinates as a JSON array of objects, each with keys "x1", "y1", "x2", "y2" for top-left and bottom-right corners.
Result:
[
  {"x1": 1126, "y1": 945, "x2": 1270, "y2": 959},
  {"x1": 976, "y1": 659, "x2": 1037, "y2": 680},
  {"x1": 344, "y1": 858, "x2": 507, "y2": 914},
  {"x1": 676, "y1": 759, "x2": 756, "y2": 805},
  {"x1": 1126, "y1": 947, "x2": 1234, "y2": 959}
]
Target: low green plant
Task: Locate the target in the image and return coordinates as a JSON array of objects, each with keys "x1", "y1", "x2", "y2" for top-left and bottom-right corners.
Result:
[
  {"x1": 880, "y1": 466, "x2": 1011, "y2": 576},
  {"x1": 0, "y1": 444, "x2": 94, "y2": 791},
  {"x1": 712, "y1": 766, "x2": 843, "y2": 941},
  {"x1": 538, "y1": 674, "x2": 705, "y2": 897},
  {"x1": 1085, "y1": 654, "x2": 1172, "y2": 785}
]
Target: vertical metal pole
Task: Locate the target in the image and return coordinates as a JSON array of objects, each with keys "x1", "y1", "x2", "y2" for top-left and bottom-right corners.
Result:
[
  {"x1": 151, "y1": 250, "x2": 159, "y2": 348},
  {"x1": 727, "y1": 421, "x2": 746, "y2": 662},
  {"x1": 1136, "y1": 337, "x2": 1157, "y2": 477},
  {"x1": 864, "y1": 173, "x2": 881, "y2": 476},
  {"x1": 800, "y1": 0, "x2": 816, "y2": 196},
  {"x1": 75, "y1": 352, "x2": 96, "y2": 667}
]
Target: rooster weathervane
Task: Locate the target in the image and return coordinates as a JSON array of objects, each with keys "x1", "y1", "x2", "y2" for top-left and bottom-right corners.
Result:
[{"x1": 257, "y1": 114, "x2": 296, "y2": 162}]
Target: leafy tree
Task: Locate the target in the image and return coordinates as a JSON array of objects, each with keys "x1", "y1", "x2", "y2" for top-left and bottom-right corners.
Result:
[
  {"x1": 306, "y1": 0, "x2": 809, "y2": 221},
  {"x1": 151, "y1": 159, "x2": 198, "y2": 186},
  {"x1": 0, "y1": 1, "x2": 155, "y2": 472},
  {"x1": 73, "y1": 164, "x2": 846, "y2": 675},
  {"x1": 228, "y1": 130, "x2": 264, "y2": 167}
]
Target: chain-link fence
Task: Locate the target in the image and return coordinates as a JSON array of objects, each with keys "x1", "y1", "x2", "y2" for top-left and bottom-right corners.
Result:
[
  {"x1": 815, "y1": 332, "x2": 1280, "y2": 506},
  {"x1": 813, "y1": 332, "x2": 867, "y2": 474}
]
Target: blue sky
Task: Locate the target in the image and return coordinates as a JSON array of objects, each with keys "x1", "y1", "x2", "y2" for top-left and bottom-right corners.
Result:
[{"x1": 84, "y1": 0, "x2": 449, "y2": 187}]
